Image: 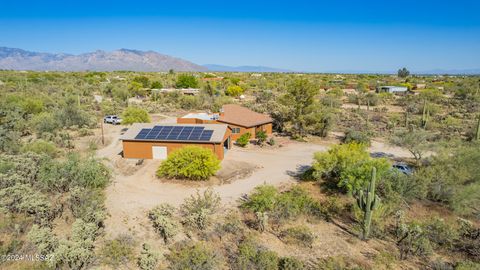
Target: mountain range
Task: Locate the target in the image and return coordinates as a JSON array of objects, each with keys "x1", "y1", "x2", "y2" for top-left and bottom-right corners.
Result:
[
  {"x1": 1, "y1": 47, "x2": 478, "y2": 74},
  {"x1": 0, "y1": 47, "x2": 206, "y2": 72}
]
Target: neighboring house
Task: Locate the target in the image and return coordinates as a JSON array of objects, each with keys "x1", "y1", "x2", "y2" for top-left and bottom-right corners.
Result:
[
  {"x1": 121, "y1": 123, "x2": 231, "y2": 160},
  {"x1": 153, "y1": 88, "x2": 200, "y2": 96},
  {"x1": 376, "y1": 86, "x2": 408, "y2": 94},
  {"x1": 177, "y1": 104, "x2": 273, "y2": 141},
  {"x1": 177, "y1": 112, "x2": 219, "y2": 124},
  {"x1": 217, "y1": 104, "x2": 272, "y2": 141}
]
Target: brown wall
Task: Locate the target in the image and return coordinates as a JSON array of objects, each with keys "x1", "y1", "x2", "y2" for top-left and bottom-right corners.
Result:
[
  {"x1": 176, "y1": 118, "x2": 218, "y2": 124},
  {"x1": 223, "y1": 123, "x2": 272, "y2": 141},
  {"x1": 123, "y1": 140, "x2": 225, "y2": 160}
]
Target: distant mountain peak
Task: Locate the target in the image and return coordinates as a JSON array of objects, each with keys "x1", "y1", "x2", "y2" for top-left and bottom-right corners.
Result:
[{"x1": 0, "y1": 47, "x2": 207, "y2": 72}]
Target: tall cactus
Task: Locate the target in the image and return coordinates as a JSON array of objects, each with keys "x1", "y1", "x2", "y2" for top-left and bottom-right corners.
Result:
[
  {"x1": 475, "y1": 115, "x2": 480, "y2": 141},
  {"x1": 421, "y1": 100, "x2": 428, "y2": 129},
  {"x1": 355, "y1": 167, "x2": 381, "y2": 240}
]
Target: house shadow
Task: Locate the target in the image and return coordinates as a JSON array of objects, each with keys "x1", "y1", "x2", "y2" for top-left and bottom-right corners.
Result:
[{"x1": 285, "y1": 165, "x2": 312, "y2": 181}]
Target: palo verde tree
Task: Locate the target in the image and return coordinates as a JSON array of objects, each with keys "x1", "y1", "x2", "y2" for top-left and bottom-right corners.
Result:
[
  {"x1": 175, "y1": 74, "x2": 199, "y2": 88},
  {"x1": 354, "y1": 167, "x2": 380, "y2": 240},
  {"x1": 280, "y1": 79, "x2": 319, "y2": 138}
]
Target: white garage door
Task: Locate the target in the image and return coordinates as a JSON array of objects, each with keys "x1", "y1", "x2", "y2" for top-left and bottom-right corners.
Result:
[{"x1": 152, "y1": 146, "x2": 168, "y2": 160}]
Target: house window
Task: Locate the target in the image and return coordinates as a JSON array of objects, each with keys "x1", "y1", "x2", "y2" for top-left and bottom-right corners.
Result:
[{"x1": 232, "y1": 128, "x2": 241, "y2": 134}]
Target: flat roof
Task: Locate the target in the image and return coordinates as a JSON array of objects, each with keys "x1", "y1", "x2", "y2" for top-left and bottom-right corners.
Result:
[
  {"x1": 121, "y1": 123, "x2": 228, "y2": 143},
  {"x1": 182, "y1": 112, "x2": 216, "y2": 121}
]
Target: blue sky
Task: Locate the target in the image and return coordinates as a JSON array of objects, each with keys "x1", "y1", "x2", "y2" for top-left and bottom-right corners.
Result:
[{"x1": 1, "y1": 0, "x2": 479, "y2": 72}]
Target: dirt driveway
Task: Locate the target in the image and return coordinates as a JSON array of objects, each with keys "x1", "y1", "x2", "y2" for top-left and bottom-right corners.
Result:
[{"x1": 101, "y1": 138, "x2": 327, "y2": 236}]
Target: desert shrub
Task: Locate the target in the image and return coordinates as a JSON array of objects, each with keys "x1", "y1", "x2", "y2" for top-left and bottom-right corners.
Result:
[
  {"x1": 167, "y1": 241, "x2": 221, "y2": 270},
  {"x1": 342, "y1": 129, "x2": 371, "y2": 146},
  {"x1": 148, "y1": 203, "x2": 179, "y2": 244},
  {"x1": 31, "y1": 112, "x2": 60, "y2": 135},
  {"x1": 272, "y1": 186, "x2": 315, "y2": 221},
  {"x1": 236, "y1": 132, "x2": 251, "y2": 147},
  {"x1": 424, "y1": 217, "x2": 458, "y2": 249},
  {"x1": 157, "y1": 146, "x2": 220, "y2": 181},
  {"x1": 278, "y1": 257, "x2": 304, "y2": 270},
  {"x1": 226, "y1": 85, "x2": 244, "y2": 97},
  {"x1": 242, "y1": 185, "x2": 316, "y2": 224},
  {"x1": 0, "y1": 183, "x2": 54, "y2": 225},
  {"x1": 415, "y1": 146, "x2": 480, "y2": 216},
  {"x1": 137, "y1": 243, "x2": 159, "y2": 270},
  {"x1": 78, "y1": 127, "x2": 93, "y2": 137},
  {"x1": 256, "y1": 131, "x2": 267, "y2": 146},
  {"x1": 234, "y1": 238, "x2": 279, "y2": 270},
  {"x1": 68, "y1": 187, "x2": 107, "y2": 227},
  {"x1": 0, "y1": 153, "x2": 44, "y2": 188},
  {"x1": 21, "y1": 139, "x2": 58, "y2": 157},
  {"x1": 268, "y1": 137, "x2": 275, "y2": 146},
  {"x1": 454, "y1": 218, "x2": 480, "y2": 260},
  {"x1": 27, "y1": 225, "x2": 58, "y2": 255},
  {"x1": 396, "y1": 221, "x2": 433, "y2": 259},
  {"x1": 279, "y1": 226, "x2": 315, "y2": 247},
  {"x1": 39, "y1": 153, "x2": 110, "y2": 191},
  {"x1": 101, "y1": 235, "x2": 135, "y2": 268},
  {"x1": 121, "y1": 107, "x2": 150, "y2": 124},
  {"x1": 242, "y1": 185, "x2": 279, "y2": 213},
  {"x1": 377, "y1": 170, "x2": 427, "y2": 202},
  {"x1": 311, "y1": 143, "x2": 390, "y2": 192},
  {"x1": 309, "y1": 196, "x2": 344, "y2": 221},
  {"x1": 180, "y1": 189, "x2": 220, "y2": 230},
  {"x1": 455, "y1": 261, "x2": 480, "y2": 270},
  {"x1": 50, "y1": 219, "x2": 99, "y2": 269}
]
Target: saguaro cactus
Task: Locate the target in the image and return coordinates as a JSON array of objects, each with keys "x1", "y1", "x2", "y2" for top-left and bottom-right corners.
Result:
[
  {"x1": 355, "y1": 167, "x2": 381, "y2": 240},
  {"x1": 475, "y1": 115, "x2": 480, "y2": 141},
  {"x1": 421, "y1": 100, "x2": 429, "y2": 129}
]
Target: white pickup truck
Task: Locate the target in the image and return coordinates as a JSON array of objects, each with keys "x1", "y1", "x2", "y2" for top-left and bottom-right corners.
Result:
[{"x1": 103, "y1": 115, "x2": 122, "y2": 125}]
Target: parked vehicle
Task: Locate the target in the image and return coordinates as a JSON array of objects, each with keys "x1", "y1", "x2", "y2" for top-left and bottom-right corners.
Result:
[
  {"x1": 392, "y1": 163, "x2": 413, "y2": 175},
  {"x1": 370, "y1": 152, "x2": 394, "y2": 158},
  {"x1": 104, "y1": 115, "x2": 122, "y2": 125}
]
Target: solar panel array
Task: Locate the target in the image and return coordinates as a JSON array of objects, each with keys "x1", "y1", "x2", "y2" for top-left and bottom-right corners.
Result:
[{"x1": 134, "y1": 126, "x2": 214, "y2": 141}]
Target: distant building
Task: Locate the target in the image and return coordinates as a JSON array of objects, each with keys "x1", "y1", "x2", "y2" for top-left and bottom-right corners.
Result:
[
  {"x1": 152, "y1": 88, "x2": 200, "y2": 96},
  {"x1": 376, "y1": 86, "x2": 408, "y2": 94},
  {"x1": 415, "y1": 84, "x2": 426, "y2": 89}
]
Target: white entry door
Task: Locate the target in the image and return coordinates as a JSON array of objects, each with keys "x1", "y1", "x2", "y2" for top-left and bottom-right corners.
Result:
[{"x1": 152, "y1": 146, "x2": 168, "y2": 160}]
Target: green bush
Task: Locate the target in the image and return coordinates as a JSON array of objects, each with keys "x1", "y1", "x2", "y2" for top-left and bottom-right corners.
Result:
[
  {"x1": 312, "y1": 143, "x2": 391, "y2": 192},
  {"x1": 176, "y1": 74, "x2": 199, "y2": 88},
  {"x1": 424, "y1": 217, "x2": 458, "y2": 249},
  {"x1": 236, "y1": 132, "x2": 251, "y2": 147},
  {"x1": 235, "y1": 238, "x2": 279, "y2": 270},
  {"x1": 180, "y1": 189, "x2": 220, "y2": 230},
  {"x1": 242, "y1": 185, "x2": 279, "y2": 213},
  {"x1": 256, "y1": 131, "x2": 268, "y2": 146},
  {"x1": 21, "y1": 140, "x2": 58, "y2": 158},
  {"x1": 279, "y1": 226, "x2": 315, "y2": 247},
  {"x1": 226, "y1": 85, "x2": 244, "y2": 97},
  {"x1": 148, "y1": 203, "x2": 179, "y2": 243},
  {"x1": 279, "y1": 257, "x2": 304, "y2": 270},
  {"x1": 157, "y1": 146, "x2": 220, "y2": 181},
  {"x1": 121, "y1": 107, "x2": 150, "y2": 124},
  {"x1": 167, "y1": 241, "x2": 221, "y2": 270},
  {"x1": 342, "y1": 129, "x2": 371, "y2": 146}
]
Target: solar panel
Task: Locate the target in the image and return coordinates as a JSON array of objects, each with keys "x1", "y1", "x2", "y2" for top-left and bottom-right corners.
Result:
[
  {"x1": 199, "y1": 130, "x2": 213, "y2": 141},
  {"x1": 134, "y1": 126, "x2": 215, "y2": 142}
]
